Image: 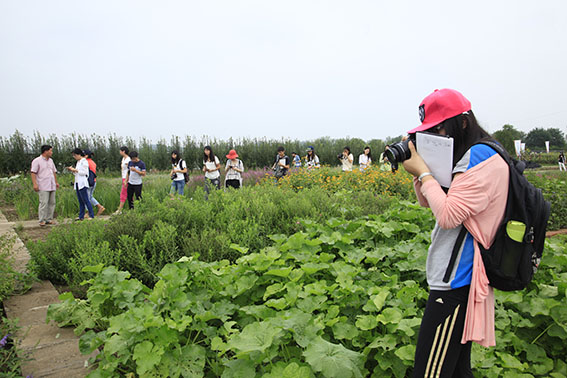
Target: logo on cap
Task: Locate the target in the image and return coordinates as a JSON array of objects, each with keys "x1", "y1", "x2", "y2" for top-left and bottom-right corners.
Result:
[{"x1": 419, "y1": 105, "x2": 425, "y2": 123}]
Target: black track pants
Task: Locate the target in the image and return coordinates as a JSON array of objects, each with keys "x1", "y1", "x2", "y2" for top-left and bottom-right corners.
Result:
[{"x1": 413, "y1": 285, "x2": 474, "y2": 378}]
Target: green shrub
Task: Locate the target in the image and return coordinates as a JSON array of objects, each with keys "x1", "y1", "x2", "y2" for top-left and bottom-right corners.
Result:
[
  {"x1": 525, "y1": 171, "x2": 567, "y2": 230},
  {"x1": 28, "y1": 186, "x2": 393, "y2": 293}
]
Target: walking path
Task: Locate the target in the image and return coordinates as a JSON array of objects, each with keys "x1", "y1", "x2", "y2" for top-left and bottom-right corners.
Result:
[{"x1": 1, "y1": 212, "x2": 99, "y2": 377}]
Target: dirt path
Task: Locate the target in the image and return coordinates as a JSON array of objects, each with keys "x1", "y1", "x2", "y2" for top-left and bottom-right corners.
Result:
[{"x1": 1, "y1": 212, "x2": 96, "y2": 377}]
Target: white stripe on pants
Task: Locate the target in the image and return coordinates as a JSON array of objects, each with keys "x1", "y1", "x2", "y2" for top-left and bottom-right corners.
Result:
[{"x1": 38, "y1": 190, "x2": 56, "y2": 222}]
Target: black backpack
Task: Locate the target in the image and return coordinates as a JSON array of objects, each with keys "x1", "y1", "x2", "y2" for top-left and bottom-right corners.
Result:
[
  {"x1": 88, "y1": 169, "x2": 97, "y2": 187},
  {"x1": 444, "y1": 140, "x2": 551, "y2": 291}
]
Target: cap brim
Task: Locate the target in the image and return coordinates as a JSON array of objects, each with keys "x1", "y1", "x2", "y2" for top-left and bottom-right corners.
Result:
[{"x1": 407, "y1": 122, "x2": 437, "y2": 134}]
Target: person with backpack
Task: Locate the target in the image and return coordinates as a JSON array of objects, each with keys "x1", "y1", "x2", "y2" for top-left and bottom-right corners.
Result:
[
  {"x1": 67, "y1": 148, "x2": 95, "y2": 220},
  {"x1": 272, "y1": 146, "x2": 290, "y2": 180},
  {"x1": 84, "y1": 149, "x2": 106, "y2": 216},
  {"x1": 224, "y1": 149, "x2": 244, "y2": 189},
  {"x1": 402, "y1": 89, "x2": 511, "y2": 377},
  {"x1": 170, "y1": 150, "x2": 188, "y2": 196}
]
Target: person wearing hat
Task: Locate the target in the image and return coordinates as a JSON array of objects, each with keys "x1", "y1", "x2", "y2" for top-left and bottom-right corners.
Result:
[
  {"x1": 305, "y1": 146, "x2": 320, "y2": 169},
  {"x1": 224, "y1": 149, "x2": 244, "y2": 189},
  {"x1": 67, "y1": 148, "x2": 95, "y2": 220},
  {"x1": 402, "y1": 89, "x2": 509, "y2": 377},
  {"x1": 84, "y1": 149, "x2": 105, "y2": 216}
]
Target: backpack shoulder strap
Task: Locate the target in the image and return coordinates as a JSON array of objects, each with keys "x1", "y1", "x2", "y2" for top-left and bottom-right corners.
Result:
[{"x1": 443, "y1": 226, "x2": 469, "y2": 283}]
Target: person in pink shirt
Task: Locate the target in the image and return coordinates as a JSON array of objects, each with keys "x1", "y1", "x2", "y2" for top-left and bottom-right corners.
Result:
[
  {"x1": 30, "y1": 145, "x2": 59, "y2": 226},
  {"x1": 401, "y1": 89, "x2": 509, "y2": 377}
]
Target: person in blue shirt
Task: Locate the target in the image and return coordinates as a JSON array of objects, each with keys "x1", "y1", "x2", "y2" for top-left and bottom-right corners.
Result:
[{"x1": 291, "y1": 152, "x2": 302, "y2": 168}]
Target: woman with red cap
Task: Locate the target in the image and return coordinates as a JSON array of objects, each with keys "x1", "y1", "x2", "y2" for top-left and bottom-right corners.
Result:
[
  {"x1": 402, "y1": 89, "x2": 509, "y2": 377},
  {"x1": 225, "y1": 149, "x2": 244, "y2": 189}
]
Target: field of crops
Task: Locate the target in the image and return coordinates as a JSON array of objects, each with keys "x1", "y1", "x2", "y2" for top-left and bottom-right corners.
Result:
[{"x1": 2, "y1": 166, "x2": 567, "y2": 377}]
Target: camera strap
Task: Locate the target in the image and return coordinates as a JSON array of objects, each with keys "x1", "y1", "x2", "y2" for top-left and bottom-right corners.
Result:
[{"x1": 442, "y1": 226, "x2": 468, "y2": 283}]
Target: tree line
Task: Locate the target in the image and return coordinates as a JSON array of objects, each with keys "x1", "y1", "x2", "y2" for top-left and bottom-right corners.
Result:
[
  {"x1": 0, "y1": 131, "x2": 389, "y2": 175},
  {"x1": 1, "y1": 125, "x2": 564, "y2": 176}
]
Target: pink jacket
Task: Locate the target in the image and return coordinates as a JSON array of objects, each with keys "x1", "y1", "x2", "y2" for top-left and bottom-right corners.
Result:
[{"x1": 414, "y1": 153, "x2": 509, "y2": 347}]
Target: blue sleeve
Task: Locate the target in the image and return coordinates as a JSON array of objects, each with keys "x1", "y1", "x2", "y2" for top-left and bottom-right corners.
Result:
[{"x1": 140, "y1": 161, "x2": 146, "y2": 171}]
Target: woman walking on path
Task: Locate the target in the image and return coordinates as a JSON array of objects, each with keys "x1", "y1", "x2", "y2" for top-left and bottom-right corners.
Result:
[
  {"x1": 114, "y1": 146, "x2": 131, "y2": 214},
  {"x1": 225, "y1": 149, "x2": 244, "y2": 189},
  {"x1": 359, "y1": 146, "x2": 372, "y2": 171},
  {"x1": 558, "y1": 151, "x2": 565, "y2": 171},
  {"x1": 403, "y1": 88, "x2": 509, "y2": 377},
  {"x1": 84, "y1": 150, "x2": 105, "y2": 216},
  {"x1": 305, "y1": 146, "x2": 320, "y2": 169},
  {"x1": 67, "y1": 148, "x2": 95, "y2": 220},
  {"x1": 203, "y1": 146, "x2": 221, "y2": 196},
  {"x1": 170, "y1": 150, "x2": 188, "y2": 196}
]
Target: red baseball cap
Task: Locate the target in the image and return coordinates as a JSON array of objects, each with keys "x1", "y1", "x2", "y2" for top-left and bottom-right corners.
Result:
[{"x1": 407, "y1": 88, "x2": 471, "y2": 134}]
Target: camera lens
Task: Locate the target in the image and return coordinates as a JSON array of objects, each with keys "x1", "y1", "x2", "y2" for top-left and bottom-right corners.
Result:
[{"x1": 384, "y1": 138, "x2": 413, "y2": 172}]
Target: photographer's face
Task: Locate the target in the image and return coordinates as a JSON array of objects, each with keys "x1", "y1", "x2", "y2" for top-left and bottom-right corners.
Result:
[{"x1": 430, "y1": 122, "x2": 447, "y2": 136}]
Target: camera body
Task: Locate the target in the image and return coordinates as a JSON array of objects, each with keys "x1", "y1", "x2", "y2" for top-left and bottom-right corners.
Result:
[
  {"x1": 337, "y1": 154, "x2": 344, "y2": 160},
  {"x1": 384, "y1": 134, "x2": 416, "y2": 172}
]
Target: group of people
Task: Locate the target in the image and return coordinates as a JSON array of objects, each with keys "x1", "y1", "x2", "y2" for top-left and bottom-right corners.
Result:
[
  {"x1": 30, "y1": 87, "x2": 537, "y2": 375},
  {"x1": 289, "y1": 146, "x2": 374, "y2": 172}
]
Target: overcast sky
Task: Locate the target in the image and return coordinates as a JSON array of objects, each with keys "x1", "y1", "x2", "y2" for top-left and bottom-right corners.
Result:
[{"x1": 1, "y1": 1, "x2": 566, "y2": 142}]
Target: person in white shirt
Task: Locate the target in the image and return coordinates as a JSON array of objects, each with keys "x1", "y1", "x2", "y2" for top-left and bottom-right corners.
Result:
[
  {"x1": 170, "y1": 150, "x2": 188, "y2": 196},
  {"x1": 66, "y1": 148, "x2": 95, "y2": 220},
  {"x1": 225, "y1": 149, "x2": 244, "y2": 189},
  {"x1": 359, "y1": 146, "x2": 372, "y2": 171},
  {"x1": 203, "y1": 146, "x2": 221, "y2": 197},
  {"x1": 339, "y1": 146, "x2": 354, "y2": 172},
  {"x1": 305, "y1": 146, "x2": 320, "y2": 169},
  {"x1": 115, "y1": 146, "x2": 131, "y2": 214}
]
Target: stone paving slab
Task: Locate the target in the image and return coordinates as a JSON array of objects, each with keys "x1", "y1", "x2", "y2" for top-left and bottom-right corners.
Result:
[{"x1": 1, "y1": 211, "x2": 93, "y2": 377}]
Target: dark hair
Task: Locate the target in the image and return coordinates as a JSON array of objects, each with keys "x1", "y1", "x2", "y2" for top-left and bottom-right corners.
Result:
[
  {"x1": 343, "y1": 146, "x2": 351, "y2": 154},
  {"x1": 129, "y1": 151, "x2": 139, "y2": 159},
  {"x1": 436, "y1": 110, "x2": 491, "y2": 167},
  {"x1": 277, "y1": 146, "x2": 285, "y2": 152},
  {"x1": 120, "y1": 146, "x2": 129, "y2": 154},
  {"x1": 363, "y1": 146, "x2": 372, "y2": 160},
  {"x1": 41, "y1": 145, "x2": 52, "y2": 154},
  {"x1": 307, "y1": 148, "x2": 316, "y2": 161},
  {"x1": 171, "y1": 150, "x2": 180, "y2": 164},
  {"x1": 203, "y1": 146, "x2": 216, "y2": 163},
  {"x1": 71, "y1": 148, "x2": 84, "y2": 156}
]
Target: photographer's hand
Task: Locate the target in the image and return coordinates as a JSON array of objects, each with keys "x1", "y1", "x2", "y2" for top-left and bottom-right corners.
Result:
[{"x1": 402, "y1": 141, "x2": 432, "y2": 181}]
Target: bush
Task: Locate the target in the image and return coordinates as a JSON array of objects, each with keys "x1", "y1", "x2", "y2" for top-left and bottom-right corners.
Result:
[
  {"x1": 28, "y1": 185, "x2": 394, "y2": 294},
  {"x1": 525, "y1": 171, "x2": 567, "y2": 230}
]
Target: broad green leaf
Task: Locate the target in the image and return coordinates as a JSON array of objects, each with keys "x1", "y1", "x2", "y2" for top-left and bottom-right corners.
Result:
[
  {"x1": 303, "y1": 336, "x2": 364, "y2": 378},
  {"x1": 371, "y1": 288, "x2": 390, "y2": 312},
  {"x1": 263, "y1": 283, "x2": 285, "y2": 300},
  {"x1": 222, "y1": 359, "x2": 256, "y2": 378},
  {"x1": 496, "y1": 352, "x2": 525, "y2": 369},
  {"x1": 377, "y1": 308, "x2": 403, "y2": 325},
  {"x1": 133, "y1": 340, "x2": 163, "y2": 375},
  {"x1": 394, "y1": 345, "x2": 415, "y2": 362},
  {"x1": 227, "y1": 321, "x2": 282, "y2": 354},
  {"x1": 265, "y1": 266, "x2": 293, "y2": 278},
  {"x1": 332, "y1": 322, "x2": 359, "y2": 340},
  {"x1": 355, "y1": 315, "x2": 378, "y2": 331},
  {"x1": 262, "y1": 362, "x2": 314, "y2": 378}
]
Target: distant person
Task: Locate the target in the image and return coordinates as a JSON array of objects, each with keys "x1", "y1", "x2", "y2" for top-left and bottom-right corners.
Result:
[
  {"x1": 114, "y1": 146, "x2": 131, "y2": 214},
  {"x1": 126, "y1": 151, "x2": 146, "y2": 209},
  {"x1": 203, "y1": 145, "x2": 221, "y2": 196},
  {"x1": 272, "y1": 146, "x2": 290, "y2": 179},
  {"x1": 359, "y1": 146, "x2": 372, "y2": 171},
  {"x1": 67, "y1": 148, "x2": 95, "y2": 220},
  {"x1": 30, "y1": 145, "x2": 59, "y2": 226},
  {"x1": 84, "y1": 150, "x2": 105, "y2": 216},
  {"x1": 170, "y1": 150, "x2": 188, "y2": 196},
  {"x1": 225, "y1": 149, "x2": 244, "y2": 189},
  {"x1": 339, "y1": 146, "x2": 354, "y2": 171},
  {"x1": 291, "y1": 152, "x2": 302, "y2": 168},
  {"x1": 305, "y1": 146, "x2": 320, "y2": 169},
  {"x1": 559, "y1": 152, "x2": 566, "y2": 171}
]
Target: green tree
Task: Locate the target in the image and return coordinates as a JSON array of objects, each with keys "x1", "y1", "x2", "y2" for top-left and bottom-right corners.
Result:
[
  {"x1": 492, "y1": 124, "x2": 525, "y2": 156},
  {"x1": 525, "y1": 127, "x2": 566, "y2": 151}
]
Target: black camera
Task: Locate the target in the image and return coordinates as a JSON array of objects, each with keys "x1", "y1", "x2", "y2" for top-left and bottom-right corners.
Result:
[
  {"x1": 337, "y1": 154, "x2": 344, "y2": 160},
  {"x1": 384, "y1": 134, "x2": 416, "y2": 172}
]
